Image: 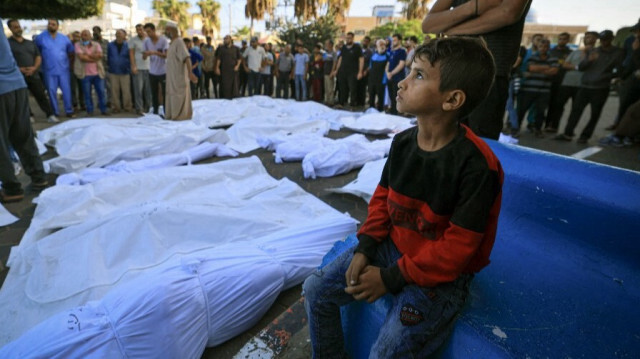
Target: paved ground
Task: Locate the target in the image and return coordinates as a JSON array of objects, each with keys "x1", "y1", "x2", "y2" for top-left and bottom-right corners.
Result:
[{"x1": 1, "y1": 93, "x2": 637, "y2": 357}]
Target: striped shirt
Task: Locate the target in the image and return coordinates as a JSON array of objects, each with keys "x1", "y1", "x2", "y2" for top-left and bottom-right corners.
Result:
[{"x1": 522, "y1": 53, "x2": 559, "y2": 93}]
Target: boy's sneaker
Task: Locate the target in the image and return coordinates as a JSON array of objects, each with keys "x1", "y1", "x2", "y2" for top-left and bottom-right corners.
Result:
[
  {"x1": 47, "y1": 115, "x2": 60, "y2": 123},
  {"x1": 598, "y1": 135, "x2": 624, "y2": 147},
  {"x1": 31, "y1": 180, "x2": 49, "y2": 191},
  {"x1": 0, "y1": 189, "x2": 25, "y2": 203}
]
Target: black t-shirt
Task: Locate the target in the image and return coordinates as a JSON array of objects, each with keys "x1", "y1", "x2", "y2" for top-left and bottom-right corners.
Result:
[
  {"x1": 8, "y1": 37, "x2": 40, "y2": 68},
  {"x1": 452, "y1": 0, "x2": 532, "y2": 77},
  {"x1": 338, "y1": 43, "x2": 363, "y2": 75}
]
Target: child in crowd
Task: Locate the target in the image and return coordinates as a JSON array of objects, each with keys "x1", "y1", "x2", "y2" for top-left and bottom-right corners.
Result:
[{"x1": 304, "y1": 37, "x2": 504, "y2": 358}]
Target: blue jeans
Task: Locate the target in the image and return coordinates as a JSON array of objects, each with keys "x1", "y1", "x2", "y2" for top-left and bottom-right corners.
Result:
[
  {"x1": 81, "y1": 75, "x2": 107, "y2": 114},
  {"x1": 303, "y1": 239, "x2": 473, "y2": 358},
  {"x1": 132, "y1": 69, "x2": 152, "y2": 112},
  {"x1": 506, "y1": 77, "x2": 519, "y2": 130},
  {"x1": 248, "y1": 71, "x2": 261, "y2": 96},
  {"x1": 295, "y1": 74, "x2": 307, "y2": 101}
]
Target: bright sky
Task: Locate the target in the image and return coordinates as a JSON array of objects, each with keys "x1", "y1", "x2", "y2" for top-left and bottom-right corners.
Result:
[{"x1": 139, "y1": 0, "x2": 640, "y2": 35}]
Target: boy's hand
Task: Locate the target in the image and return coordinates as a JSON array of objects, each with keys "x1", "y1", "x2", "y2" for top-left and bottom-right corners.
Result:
[
  {"x1": 345, "y1": 252, "x2": 369, "y2": 286},
  {"x1": 345, "y1": 265, "x2": 387, "y2": 303}
]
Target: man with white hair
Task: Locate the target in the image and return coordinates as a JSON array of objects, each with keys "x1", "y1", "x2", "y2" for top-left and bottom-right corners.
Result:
[{"x1": 164, "y1": 23, "x2": 196, "y2": 120}]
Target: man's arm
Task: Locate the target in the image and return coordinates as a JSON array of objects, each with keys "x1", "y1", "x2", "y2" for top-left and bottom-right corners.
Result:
[
  {"x1": 358, "y1": 56, "x2": 364, "y2": 79},
  {"x1": 387, "y1": 59, "x2": 406, "y2": 80},
  {"x1": 129, "y1": 47, "x2": 137, "y2": 74},
  {"x1": 332, "y1": 56, "x2": 342, "y2": 77},
  {"x1": 434, "y1": 0, "x2": 528, "y2": 36}
]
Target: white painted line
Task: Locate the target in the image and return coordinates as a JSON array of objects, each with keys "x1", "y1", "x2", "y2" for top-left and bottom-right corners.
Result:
[{"x1": 571, "y1": 146, "x2": 603, "y2": 160}]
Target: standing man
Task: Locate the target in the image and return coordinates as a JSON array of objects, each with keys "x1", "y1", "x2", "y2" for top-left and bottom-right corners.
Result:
[
  {"x1": 543, "y1": 32, "x2": 574, "y2": 132},
  {"x1": 335, "y1": 32, "x2": 363, "y2": 108},
  {"x1": 244, "y1": 37, "x2": 266, "y2": 96},
  {"x1": 93, "y1": 26, "x2": 110, "y2": 105},
  {"x1": 69, "y1": 31, "x2": 85, "y2": 112},
  {"x1": 107, "y1": 29, "x2": 133, "y2": 113},
  {"x1": 215, "y1": 35, "x2": 242, "y2": 99},
  {"x1": 238, "y1": 39, "x2": 249, "y2": 96},
  {"x1": 35, "y1": 19, "x2": 76, "y2": 118},
  {"x1": 357, "y1": 36, "x2": 373, "y2": 107},
  {"x1": 608, "y1": 21, "x2": 640, "y2": 130},
  {"x1": 423, "y1": 0, "x2": 532, "y2": 139},
  {"x1": 260, "y1": 43, "x2": 275, "y2": 96},
  {"x1": 184, "y1": 38, "x2": 203, "y2": 100},
  {"x1": 143, "y1": 23, "x2": 169, "y2": 115},
  {"x1": 164, "y1": 23, "x2": 195, "y2": 120},
  {"x1": 513, "y1": 39, "x2": 559, "y2": 138},
  {"x1": 74, "y1": 29, "x2": 108, "y2": 116},
  {"x1": 129, "y1": 23, "x2": 152, "y2": 115},
  {"x1": 294, "y1": 44, "x2": 310, "y2": 101},
  {"x1": 7, "y1": 19, "x2": 57, "y2": 123},
  {"x1": 275, "y1": 44, "x2": 295, "y2": 99},
  {"x1": 556, "y1": 30, "x2": 624, "y2": 143},
  {"x1": 385, "y1": 34, "x2": 407, "y2": 115},
  {"x1": 545, "y1": 32, "x2": 597, "y2": 133},
  {"x1": 192, "y1": 37, "x2": 205, "y2": 98},
  {"x1": 201, "y1": 36, "x2": 217, "y2": 98},
  {"x1": 323, "y1": 39, "x2": 337, "y2": 106},
  {"x1": 0, "y1": 17, "x2": 48, "y2": 203}
]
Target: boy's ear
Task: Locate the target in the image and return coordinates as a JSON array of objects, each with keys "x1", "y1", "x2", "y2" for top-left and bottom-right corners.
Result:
[{"x1": 442, "y1": 89, "x2": 466, "y2": 112}]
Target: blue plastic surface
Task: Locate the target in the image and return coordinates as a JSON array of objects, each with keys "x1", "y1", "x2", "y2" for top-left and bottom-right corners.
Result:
[{"x1": 324, "y1": 140, "x2": 640, "y2": 358}]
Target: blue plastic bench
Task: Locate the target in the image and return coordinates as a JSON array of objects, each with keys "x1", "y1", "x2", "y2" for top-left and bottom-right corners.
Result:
[{"x1": 323, "y1": 140, "x2": 640, "y2": 358}]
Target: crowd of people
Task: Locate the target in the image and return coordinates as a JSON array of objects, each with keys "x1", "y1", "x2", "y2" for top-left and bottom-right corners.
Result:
[{"x1": 505, "y1": 22, "x2": 640, "y2": 146}]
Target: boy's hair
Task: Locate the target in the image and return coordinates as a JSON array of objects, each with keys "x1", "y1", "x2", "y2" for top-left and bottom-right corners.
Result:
[
  {"x1": 7, "y1": 19, "x2": 18, "y2": 28},
  {"x1": 393, "y1": 33, "x2": 403, "y2": 41},
  {"x1": 409, "y1": 35, "x2": 419, "y2": 43},
  {"x1": 558, "y1": 32, "x2": 570, "y2": 38},
  {"x1": 413, "y1": 37, "x2": 495, "y2": 117},
  {"x1": 144, "y1": 23, "x2": 155, "y2": 31}
]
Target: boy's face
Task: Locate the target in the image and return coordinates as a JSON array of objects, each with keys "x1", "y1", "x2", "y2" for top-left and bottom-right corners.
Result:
[{"x1": 396, "y1": 56, "x2": 447, "y2": 116}]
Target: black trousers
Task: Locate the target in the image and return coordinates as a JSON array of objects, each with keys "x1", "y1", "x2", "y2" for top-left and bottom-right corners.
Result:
[
  {"x1": 369, "y1": 81, "x2": 385, "y2": 112},
  {"x1": 615, "y1": 77, "x2": 640, "y2": 124},
  {"x1": 203, "y1": 70, "x2": 217, "y2": 98},
  {"x1": 149, "y1": 74, "x2": 166, "y2": 115},
  {"x1": 563, "y1": 87, "x2": 610, "y2": 139},
  {"x1": 517, "y1": 91, "x2": 550, "y2": 131},
  {"x1": 545, "y1": 85, "x2": 579, "y2": 130},
  {"x1": 337, "y1": 73, "x2": 358, "y2": 106},
  {"x1": 464, "y1": 75, "x2": 509, "y2": 140},
  {"x1": 357, "y1": 75, "x2": 368, "y2": 106},
  {"x1": 276, "y1": 71, "x2": 291, "y2": 99},
  {"x1": 24, "y1": 75, "x2": 53, "y2": 117},
  {"x1": 0, "y1": 88, "x2": 45, "y2": 195},
  {"x1": 388, "y1": 79, "x2": 400, "y2": 115}
]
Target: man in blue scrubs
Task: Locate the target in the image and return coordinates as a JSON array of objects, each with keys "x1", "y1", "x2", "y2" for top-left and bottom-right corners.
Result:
[
  {"x1": 0, "y1": 18, "x2": 48, "y2": 203},
  {"x1": 35, "y1": 19, "x2": 76, "y2": 118}
]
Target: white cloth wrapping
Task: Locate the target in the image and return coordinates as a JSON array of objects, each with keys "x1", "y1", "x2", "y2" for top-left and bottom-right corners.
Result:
[
  {"x1": 257, "y1": 133, "x2": 334, "y2": 163},
  {"x1": 327, "y1": 157, "x2": 387, "y2": 203},
  {"x1": 0, "y1": 204, "x2": 18, "y2": 227},
  {"x1": 0, "y1": 156, "x2": 357, "y2": 348},
  {"x1": 340, "y1": 113, "x2": 415, "y2": 135},
  {"x1": 225, "y1": 116, "x2": 330, "y2": 154},
  {"x1": 55, "y1": 142, "x2": 238, "y2": 185},
  {"x1": 302, "y1": 135, "x2": 392, "y2": 179},
  {"x1": 39, "y1": 118, "x2": 228, "y2": 174}
]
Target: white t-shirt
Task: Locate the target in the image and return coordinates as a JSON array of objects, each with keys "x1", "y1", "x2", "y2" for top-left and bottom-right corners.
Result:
[
  {"x1": 128, "y1": 36, "x2": 150, "y2": 70},
  {"x1": 260, "y1": 52, "x2": 274, "y2": 75},
  {"x1": 244, "y1": 46, "x2": 266, "y2": 72}
]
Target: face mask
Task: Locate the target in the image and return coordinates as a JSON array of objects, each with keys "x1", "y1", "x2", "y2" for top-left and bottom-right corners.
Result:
[{"x1": 82, "y1": 40, "x2": 90, "y2": 46}]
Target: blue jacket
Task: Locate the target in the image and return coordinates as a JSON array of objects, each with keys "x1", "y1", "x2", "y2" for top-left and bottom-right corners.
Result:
[{"x1": 107, "y1": 41, "x2": 130, "y2": 75}]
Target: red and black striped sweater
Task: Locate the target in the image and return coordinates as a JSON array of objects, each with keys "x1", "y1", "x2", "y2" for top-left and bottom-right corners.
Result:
[{"x1": 356, "y1": 124, "x2": 504, "y2": 293}]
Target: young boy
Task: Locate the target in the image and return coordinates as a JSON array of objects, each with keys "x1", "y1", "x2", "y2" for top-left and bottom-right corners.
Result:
[{"x1": 303, "y1": 37, "x2": 503, "y2": 358}]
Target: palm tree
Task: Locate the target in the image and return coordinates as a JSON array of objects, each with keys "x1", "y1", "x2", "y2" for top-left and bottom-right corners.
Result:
[
  {"x1": 152, "y1": 0, "x2": 191, "y2": 33},
  {"x1": 245, "y1": 0, "x2": 276, "y2": 36},
  {"x1": 294, "y1": 0, "x2": 351, "y2": 23},
  {"x1": 198, "y1": 0, "x2": 222, "y2": 37},
  {"x1": 233, "y1": 26, "x2": 252, "y2": 40},
  {"x1": 398, "y1": 0, "x2": 431, "y2": 20}
]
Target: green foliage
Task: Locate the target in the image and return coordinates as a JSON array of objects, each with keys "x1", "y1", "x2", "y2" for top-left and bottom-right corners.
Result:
[
  {"x1": 0, "y1": 0, "x2": 104, "y2": 20},
  {"x1": 198, "y1": 0, "x2": 222, "y2": 36},
  {"x1": 274, "y1": 15, "x2": 341, "y2": 52},
  {"x1": 368, "y1": 19, "x2": 426, "y2": 43},
  {"x1": 152, "y1": 0, "x2": 191, "y2": 33},
  {"x1": 233, "y1": 26, "x2": 251, "y2": 40}
]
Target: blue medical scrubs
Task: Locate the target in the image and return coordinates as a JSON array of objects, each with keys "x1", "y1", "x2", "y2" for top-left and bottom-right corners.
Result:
[{"x1": 35, "y1": 31, "x2": 75, "y2": 116}]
